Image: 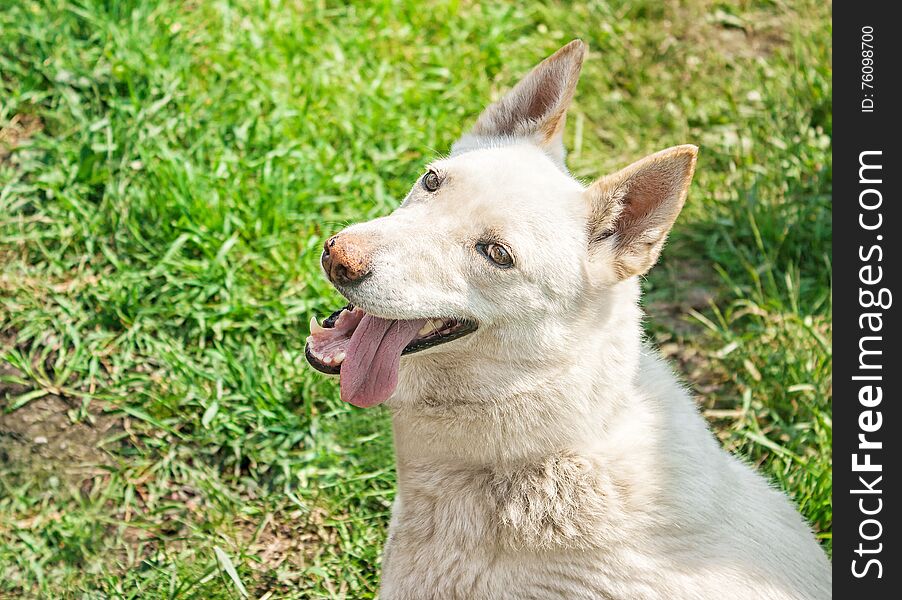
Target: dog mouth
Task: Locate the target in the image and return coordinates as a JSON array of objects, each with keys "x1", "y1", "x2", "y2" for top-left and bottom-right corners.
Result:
[{"x1": 305, "y1": 304, "x2": 477, "y2": 408}]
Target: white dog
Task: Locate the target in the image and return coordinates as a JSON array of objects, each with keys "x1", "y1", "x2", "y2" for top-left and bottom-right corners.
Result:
[{"x1": 306, "y1": 40, "x2": 831, "y2": 600}]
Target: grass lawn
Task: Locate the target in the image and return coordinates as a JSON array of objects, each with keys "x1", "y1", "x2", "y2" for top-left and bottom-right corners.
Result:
[{"x1": 1, "y1": 0, "x2": 831, "y2": 597}]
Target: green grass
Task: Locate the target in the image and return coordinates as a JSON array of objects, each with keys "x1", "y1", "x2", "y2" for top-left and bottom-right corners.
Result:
[{"x1": 1, "y1": 0, "x2": 831, "y2": 597}]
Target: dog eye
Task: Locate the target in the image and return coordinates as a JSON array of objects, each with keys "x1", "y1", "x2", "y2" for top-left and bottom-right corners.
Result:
[
  {"x1": 478, "y1": 243, "x2": 514, "y2": 268},
  {"x1": 422, "y1": 170, "x2": 441, "y2": 192}
]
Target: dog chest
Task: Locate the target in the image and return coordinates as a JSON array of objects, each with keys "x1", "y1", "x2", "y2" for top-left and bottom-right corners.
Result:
[{"x1": 380, "y1": 452, "x2": 638, "y2": 598}]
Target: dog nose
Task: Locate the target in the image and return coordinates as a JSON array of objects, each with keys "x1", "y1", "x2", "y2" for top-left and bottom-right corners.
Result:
[{"x1": 322, "y1": 235, "x2": 372, "y2": 286}]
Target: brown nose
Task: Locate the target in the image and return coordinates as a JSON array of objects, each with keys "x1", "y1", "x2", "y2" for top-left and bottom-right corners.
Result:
[{"x1": 321, "y1": 235, "x2": 372, "y2": 286}]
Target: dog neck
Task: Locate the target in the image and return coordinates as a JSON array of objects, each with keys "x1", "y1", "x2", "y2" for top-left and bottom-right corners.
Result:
[{"x1": 389, "y1": 279, "x2": 644, "y2": 468}]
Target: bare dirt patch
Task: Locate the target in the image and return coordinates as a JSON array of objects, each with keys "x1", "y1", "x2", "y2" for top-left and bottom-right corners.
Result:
[
  {"x1": 0, "y1": 394, "x2": 117, "y2": 479},
  {"x1": 647, "y1": 259, "x2": 718, "y2": 335},
  {"x1": 674, "y1": 1, "x2": 791, "y2": 57},
  {"x1": 230, "y1": 506, "x2": 349, "y2": 594},
  {"x1": 645, "y1": 255, "x2": 733, "y2": 416},
  {"x1": 1, "y1": 348, "x2": 119, "y2": 483},
  {"x1": 0, "y1": 114, "x2": 43, "y2": 164},
  {"x1": 238, "y1": 507, "x2": 337, "y2": 569}
]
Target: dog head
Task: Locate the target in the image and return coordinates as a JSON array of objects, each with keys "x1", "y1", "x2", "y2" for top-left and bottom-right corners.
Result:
[{"x1": 306, "y1": 40, "x2": 697, "y2": 409}]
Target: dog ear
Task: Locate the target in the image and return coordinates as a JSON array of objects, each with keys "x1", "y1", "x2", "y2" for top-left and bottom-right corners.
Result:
[
  {"x1": 584, "y1": 145, "x2": 698, "y2": 280},
  {"x1": 454, "y1": 40, "x2": 586, "y2": 166}
]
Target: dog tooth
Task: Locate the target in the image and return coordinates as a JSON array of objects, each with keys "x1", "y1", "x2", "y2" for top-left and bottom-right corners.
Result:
[
  {"x1": 323, "y1": 355, "x2": 333, "y2": 365},
  {"x1": 310, "y1": 316, "x2": 326, "y2": 335},
  {"x1": 335, "y1": 352, "x2": 346, "y2": 362},
  {"x1": 418, "y1": 322, "x2": 434, "y2": 336}
]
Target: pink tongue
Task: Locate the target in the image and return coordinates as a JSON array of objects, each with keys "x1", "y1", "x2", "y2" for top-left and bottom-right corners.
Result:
[{"x1": 340, "y1": 315, "x2": 426, "y2": 408}]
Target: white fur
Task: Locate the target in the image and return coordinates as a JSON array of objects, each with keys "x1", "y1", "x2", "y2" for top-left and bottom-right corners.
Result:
[{"x1": 324, "y1": 41, "x2": 831, "y2": 599}]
